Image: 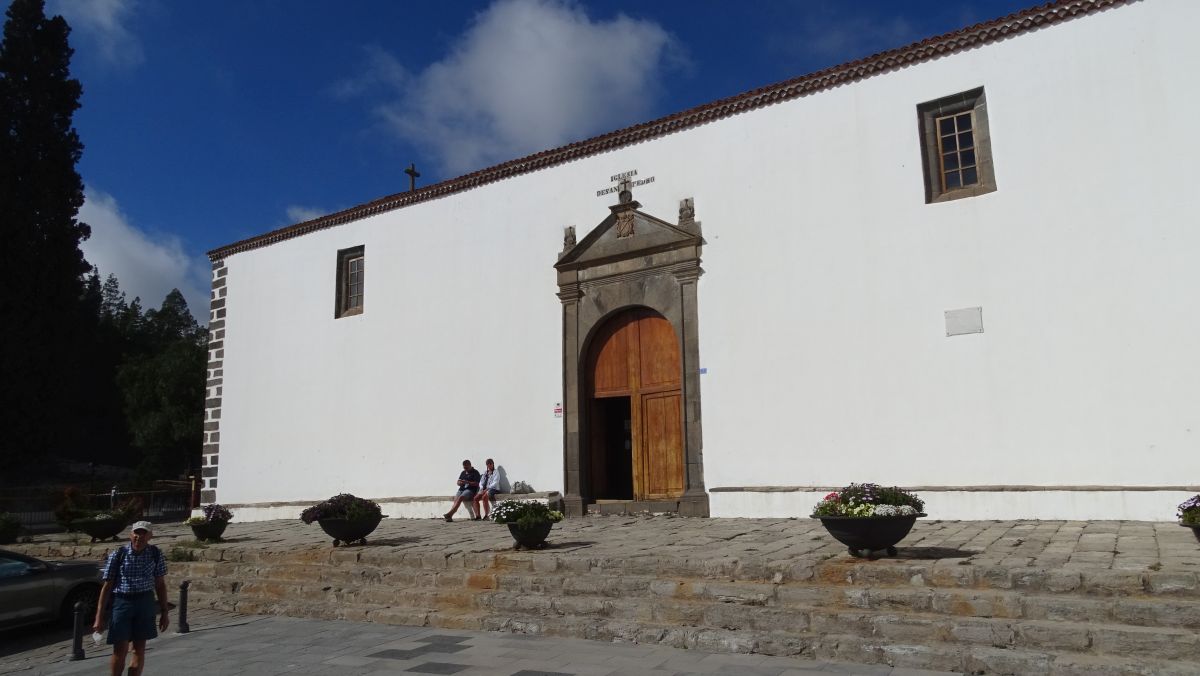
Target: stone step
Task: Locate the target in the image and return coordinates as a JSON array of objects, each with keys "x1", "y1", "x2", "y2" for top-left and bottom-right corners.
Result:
[
  {"x1": 170, "y1": 550, "x2": 1200, "y2": 599},
  {"x1": 175, "y1": 561, "x2": 1200, "y2": 630},
  {"x1": 181, "y1": 572, "x2": 1200, "y2": 662},
  {"x1": 21, "y1": 539, "x2": 1200, "y2": 599},
  {"x1": 477, "y1": 614, "x2": 1200, "y2": 676},
  {"x1": 182, "y1": 591, "x2": 1200, "y2": 676}
]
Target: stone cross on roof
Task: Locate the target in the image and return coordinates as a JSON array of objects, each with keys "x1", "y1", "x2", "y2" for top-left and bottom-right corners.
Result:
[{"x1": 404, "y1": 163, "x2": 421, "y2": 192}]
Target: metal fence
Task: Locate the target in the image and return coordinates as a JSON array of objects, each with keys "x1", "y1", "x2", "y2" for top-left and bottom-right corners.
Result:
[{"x1": 0, "y1": 484, "x2": 196, "y2": 535}]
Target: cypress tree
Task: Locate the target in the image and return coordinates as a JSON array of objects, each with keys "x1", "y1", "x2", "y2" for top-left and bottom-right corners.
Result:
[{"x1": 0, "y1": 0, "x2": 90, "y2": 478}]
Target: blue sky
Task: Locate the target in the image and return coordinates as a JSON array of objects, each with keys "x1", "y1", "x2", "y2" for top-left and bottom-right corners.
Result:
[{"x1": 24, "y1": 0, "x2": 1033, "y2": 319}]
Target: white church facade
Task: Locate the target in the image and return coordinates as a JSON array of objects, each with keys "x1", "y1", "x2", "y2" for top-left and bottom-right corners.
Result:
[{"x1": 201, "y1": 0, "x2": 1200, "y2": 522}]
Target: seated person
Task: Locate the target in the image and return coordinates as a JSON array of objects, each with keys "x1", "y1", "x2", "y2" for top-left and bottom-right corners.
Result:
[
  {"x1": 472, "y1": 458, "x2": 501, "y2": 519},
  {"x1": 443, "y1": 459, "x2": 481, "y2": 522}
]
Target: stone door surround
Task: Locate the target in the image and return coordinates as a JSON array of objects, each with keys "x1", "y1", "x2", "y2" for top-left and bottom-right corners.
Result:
[{"x1": 555, "y1": 191, "x2": 708, "y2": 517}]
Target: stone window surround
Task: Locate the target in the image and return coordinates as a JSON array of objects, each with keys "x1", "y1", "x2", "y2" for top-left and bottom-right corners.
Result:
[
  {"x1": 334, "y1": 245, "x2": 365, "y2": 319},
  {"x1": 917, "y1": 86, "x2": 997, "y2": 204}
]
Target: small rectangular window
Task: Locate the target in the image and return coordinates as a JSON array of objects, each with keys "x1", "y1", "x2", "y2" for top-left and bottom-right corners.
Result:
[
  {"x1": 917, "y1": 87, "x2": 996, "y2": 203},
  {"x1": 335, "y1": 245, "x2": 365, "y2": 318}
]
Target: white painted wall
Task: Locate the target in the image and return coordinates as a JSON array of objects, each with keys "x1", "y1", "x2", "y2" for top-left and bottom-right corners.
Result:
[{"x1": 217, "y1": 0, "x2": 1200, "y2": 520}]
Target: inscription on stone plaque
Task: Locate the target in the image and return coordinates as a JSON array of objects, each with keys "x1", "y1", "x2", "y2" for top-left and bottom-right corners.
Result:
[{"x1": 596, "y1": 169, "x2": 655, "y2": 198}]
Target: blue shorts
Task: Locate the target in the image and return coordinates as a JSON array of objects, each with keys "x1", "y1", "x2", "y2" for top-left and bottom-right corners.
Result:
[
  {"x1": 108, "y1": 592, "x2": 158, "y2": 644},
  {"x1": 455, "y1": 487, "x2": 476, "y2": 498}
]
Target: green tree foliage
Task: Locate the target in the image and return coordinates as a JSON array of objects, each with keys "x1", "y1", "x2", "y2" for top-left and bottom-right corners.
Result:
[
  {"x1": 0, "y1": 0, "x2": 90, "y2": 476},
  {"x1": 0, "y1": 2, "x2": 208, "y2": 487},
  {"x1": 117, "y1": 289, "x2": 207, "y2": 484}
]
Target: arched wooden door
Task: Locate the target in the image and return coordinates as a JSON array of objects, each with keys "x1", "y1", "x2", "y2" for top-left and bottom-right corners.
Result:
[{"x1": 586, "y1": 308, "x2": 684, "y2": 501}]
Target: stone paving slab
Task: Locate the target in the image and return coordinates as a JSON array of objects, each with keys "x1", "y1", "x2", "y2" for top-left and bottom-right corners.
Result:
[
  {"x1": 5, "y1": 516, "x2": 1197, "y2": 675},
  {"x1": 0, "y1": 612, "x2": 960, "y2": 676},
  {"x1": 11, "y1": 516, "x2": 1198, "y2": 576}
]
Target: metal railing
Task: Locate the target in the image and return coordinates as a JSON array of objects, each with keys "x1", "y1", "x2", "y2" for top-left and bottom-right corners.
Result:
[{"x1": 0, "y1": 484, "x2": 195, "y2": 535}]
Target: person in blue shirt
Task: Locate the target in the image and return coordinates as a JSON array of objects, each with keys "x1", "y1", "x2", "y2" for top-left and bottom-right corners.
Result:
[
  {"x1": 443, "y1": 459, "x2": 481, "y2": 522},
  {"x1": 93, "y1": 521, "x2": 169, "y2": 676}
]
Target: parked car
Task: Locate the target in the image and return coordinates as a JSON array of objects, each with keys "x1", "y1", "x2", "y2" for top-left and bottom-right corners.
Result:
[{"x1": 0, "y1": 549, "x2": 100, "y2": 631}]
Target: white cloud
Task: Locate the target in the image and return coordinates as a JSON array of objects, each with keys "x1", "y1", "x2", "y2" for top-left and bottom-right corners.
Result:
[
  {"x1": 332, "y1": 45, "x2": 409, "y2": 99},
  {"x1": 362, "y1": 0, "x2": 681, "y2": 175},
  {"x1": 49, "y1": 0, "x2": 143, "y2": 68},
  {"x1": 79, "y1": 188, "x2": 210, "y2": 324},
  {"x1": 767, "y1": 4, "x2": 918, "y2": 63},
  {"x1": 286, "y1": 205, "x2": 326, "y2": 224}
]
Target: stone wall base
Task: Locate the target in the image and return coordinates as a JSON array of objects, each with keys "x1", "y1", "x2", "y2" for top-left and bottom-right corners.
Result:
[
  {"x1": 710, "y1": 487, "x2": 1197, "y2": 521},
  {"x1": 197, "y1": 492, "x2": 562, "y2": 523}
]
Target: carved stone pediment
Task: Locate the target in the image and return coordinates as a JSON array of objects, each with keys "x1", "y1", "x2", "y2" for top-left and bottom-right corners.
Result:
[{"x1": 556, "y1": 199, "x2": 703, "y2": 274}]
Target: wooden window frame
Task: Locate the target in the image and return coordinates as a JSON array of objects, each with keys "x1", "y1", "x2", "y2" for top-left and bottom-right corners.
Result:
[
  {"x1": 917, "y1": 87, "x2": 997, "y2": 204},
  {"x1": 334, "y1": 245, "x2": 365, "y2": 318}
]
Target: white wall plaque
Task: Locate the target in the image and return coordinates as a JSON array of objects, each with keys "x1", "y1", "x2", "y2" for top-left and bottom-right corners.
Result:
[{"x1": 945, "y1": 306, "x2": 983, "y2": 336}]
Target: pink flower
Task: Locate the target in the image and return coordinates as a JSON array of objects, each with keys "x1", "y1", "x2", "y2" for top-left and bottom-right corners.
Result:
[{"x1": 824, "y1": 492, "x2": 840, "y2": 501}]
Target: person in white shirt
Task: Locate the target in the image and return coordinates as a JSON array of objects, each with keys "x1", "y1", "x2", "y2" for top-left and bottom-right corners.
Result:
[{"x1": 473, "y1": 458, "x2": 501, "y2": 520}]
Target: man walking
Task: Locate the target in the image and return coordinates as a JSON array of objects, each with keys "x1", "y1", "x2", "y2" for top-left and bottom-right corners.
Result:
[{"x1": 93, "y1": 521, "x2": 169, "y2": 676}]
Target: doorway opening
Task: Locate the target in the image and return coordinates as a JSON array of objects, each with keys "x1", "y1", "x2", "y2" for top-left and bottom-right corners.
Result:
[
  {"x1": 589, "y1": 396, "x2": 633, "y2": 500},
  {"x1": 584, "y1": 307, "x2": 684, "y2": 506}
]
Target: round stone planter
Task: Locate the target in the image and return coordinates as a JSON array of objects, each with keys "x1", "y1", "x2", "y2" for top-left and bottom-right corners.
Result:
[
  {"x1": 74, "y1": 517, "x2": 127, "y2": 543},
  {"x1": 190, "y1": 520, "x2": 229, "y2": 542},
  {"x1": 1181, "y1": 522, "x2": 1200, "y2": 543},
  {"x1": 815, "y1": 514, "x2": 925, "y2": 559},
  {"x1": 507, "y1": 521, "x2": 553, "y2": 550},
  {"x1": 317, "y1": 514, "x2": 383, "y2": 547}
]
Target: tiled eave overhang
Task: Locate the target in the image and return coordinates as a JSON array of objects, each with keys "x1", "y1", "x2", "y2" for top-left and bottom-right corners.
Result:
[{"x1": 208, "y1": 0, "x2": 1130, "y2": 261}]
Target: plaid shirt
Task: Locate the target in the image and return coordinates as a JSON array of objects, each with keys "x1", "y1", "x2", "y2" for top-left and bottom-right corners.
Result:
[{"x1": 101, "y1": 544, "x2": 167, "y2": 594}]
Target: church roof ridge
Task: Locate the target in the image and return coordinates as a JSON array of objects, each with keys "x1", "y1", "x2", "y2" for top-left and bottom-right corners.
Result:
[{"x1": 208, "y1": 0, "x2": 1130, "y2": 261}]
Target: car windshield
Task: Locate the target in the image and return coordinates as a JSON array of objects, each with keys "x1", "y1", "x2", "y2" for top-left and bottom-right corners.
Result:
[{"x1": 0, "y1": 556, "x2": 32, "y2": 579}]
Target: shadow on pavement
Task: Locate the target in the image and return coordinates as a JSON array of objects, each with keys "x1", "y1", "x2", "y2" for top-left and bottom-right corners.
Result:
[
  {"x1": 545, "y1": 540, "x2": 596, "y2": 549},
  {"x1": 354, "y1": 536, "x2": 421, "y2": 547},
  {"x1": 894, "y1": 546, "x2": 979, "y2": 560},
  {"x1": 0, "y1": 623, "x2": 74, "y2": 658}
]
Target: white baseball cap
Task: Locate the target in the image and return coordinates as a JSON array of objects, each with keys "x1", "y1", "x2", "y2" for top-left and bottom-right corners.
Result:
[{"x1": 130, "y1": 521, "x2": 153, "y2": 535}]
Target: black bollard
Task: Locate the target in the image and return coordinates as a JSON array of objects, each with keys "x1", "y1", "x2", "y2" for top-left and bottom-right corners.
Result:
[
  {"x1": 70, "y1": 601, "x2": 86, "y2": 660},
  {"x1": 178, "y1": 580, "x2": 190, "y2": 633}
]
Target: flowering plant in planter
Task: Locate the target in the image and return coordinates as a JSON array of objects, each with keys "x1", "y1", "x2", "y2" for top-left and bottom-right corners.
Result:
[
  {"x1": 300, "y1": 494, "x2": 383, "y2": 524},
  {"x1": 812, "y1": 483, "x2": 926, "y2": 559},
  {"x1": 302, "y1": 494, "x2": 386, "y2": 547},
  {"x1": 184, "y1": 504, "x2": 233, "y2": 526},
  {"x1": 811, "y1": 483, "x2": 924, "y2": 518},
  {"x1": 1178, "y1": 496, "x2": 1200, "y2": 526},
  {"x1": 491, "y1": 500, "x2": 563, "y2": 529},
  {"x1": 492, "y1": 500, "x2": 563, "y2": 550}
]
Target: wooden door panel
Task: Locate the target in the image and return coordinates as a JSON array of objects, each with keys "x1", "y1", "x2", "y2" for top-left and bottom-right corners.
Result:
[
  {"x1": 591, "y1": 317, "x2": 635, "y2": 396},
  {"x1": 589, "y1": 307, "x2": 684, "y2": 502},
  {"x1": 638, "y1": 391, "x2": 684, "y2": 499},
  {"x1": 637, "y1": 314, "x2": 681, "y2": 390}
]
